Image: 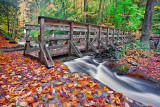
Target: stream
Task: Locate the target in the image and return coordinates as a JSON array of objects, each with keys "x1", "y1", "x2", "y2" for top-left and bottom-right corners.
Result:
[{"x1": 64, "y1": 56, "x2": 160, "y2": 107}]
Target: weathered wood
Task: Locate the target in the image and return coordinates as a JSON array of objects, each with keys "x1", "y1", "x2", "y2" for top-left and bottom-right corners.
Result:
[
  {"x1": 25, "y1": 47, "x2": 39, "y2": 53},
  {"x1": 113, "y1": 29, "x2": 120, "y2": 45},
  {"x1": 49, "y1": 47, "x2": 69, "y2": 56},
  {"x1": 26, "y1": 24, "x2": 103, "y2": 33},
  {"x1": 44, "y1": 44, "x2": 54, "y2": 67},
  {"x1": 98, "y1": 27, "x2": 101, "y2": 48},
  {"x1": 3, "y1": 48, "x2": 24, "y2": 52},
  {"x1": 0, "y1": 45, "x2": 24, "y2": 49},
  {"x1": 97, "y1": 37, "x2": 109, "y2": 50},
  {"x1": 24, "y1": 16, "x2": 135, "y2": 67},
  {"x1": 39, "y1": 18, "x2": 45, "y2": 61},
  {"x1": 87, "y1": 40, "x2": 99, "y2": 53},
  {"x1": 106, "y1": 27, "x2": 109, "y2": 45},
  {"x1": 70, "y1": 22, "x2": 74, "y2": 54},
  {"x1": 24, "y1": 29, "x2": 30, "y2": 55},
  {"x1": 69, "y1": 40, "x2": 83, "y2": 57},
  {"x1": 118, "y1": 29, "x2": 124, "y2": 45},
  {"x1": 86, "y1": 25, "x2": 90, "y2": 51}
]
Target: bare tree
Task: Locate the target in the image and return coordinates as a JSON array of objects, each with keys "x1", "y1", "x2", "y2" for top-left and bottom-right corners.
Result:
[{"x1": 140, "y1": 0, "x2": 156, "y2": 48}]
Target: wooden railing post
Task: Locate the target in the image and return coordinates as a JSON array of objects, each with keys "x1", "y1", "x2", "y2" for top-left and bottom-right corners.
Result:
[
  {"x1": 24, "y1": 29, "x2": 30, "y2": 55},
  {"x1": 86, "y1": 25, "x2": 90, "y2": 51},
  {"x1": 126, "y1": 31, "x2": 128, "y2": 39},
  {"x1": 98, "y1": 26, "x2": 101, "y2": 48},
  {"x1": 69, "y1": 22, "x2": 74, "y2": 54},
  {"x1": 118, "y1": 29, "x2": 122, "y2": 44},
  {"x1": 39, "y1": 18, "x2": 45, "y2": 61},
  {"x1": 106, "y1": 27, "x2": 109, "y2": 45},
  {"x1": 123, "y1": 30, "x2": 126, "y2": 41},
  {"x1": 51, "y1": 30, "x2": 53, "y2": 34},
  {"x1": 113, "y1": 28, "x2": 115, "y2": 44}
]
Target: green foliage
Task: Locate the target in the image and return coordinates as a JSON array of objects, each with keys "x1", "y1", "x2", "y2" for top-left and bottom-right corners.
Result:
[
  {"x1": 106, "y1": 0, "x2": 145, "y2": 30},
  {"x1": 30, "y1": 30, "x2": 39, "y2": 37},
  {"x1": 119, "y1": 64, "x2": 129, "y2": 73},
  {"x1": 1, "y1": 0, "x2": 160, "y2": 40}
]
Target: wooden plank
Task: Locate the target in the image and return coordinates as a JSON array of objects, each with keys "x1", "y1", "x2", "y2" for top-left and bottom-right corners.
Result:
[
  {"x1": 48, "y1": 44, "x2": 68, "y2": 50},
  {"x1": 25, "y1": 34, "x2": 131, "y2": 42},
  {"x1": 45, "y1": 20, "x2": 70, "y2": 26},
  {"x1": 3, "y1": 48, "x2": 24, "y2": 52},
  {"x1": 25, "y1": 47, "x2": 39, "y2": 53},
  {"x1": 90, "y1": 35, "x2": 97, "y2": 38},
  {"x1": 49, "y1": 46, "x2": 69, "y2": 56},
  {"x1": 26, "y1": 37, "x2": 38, "y2": 41},
  {"x1": 45, "y1": 35, "x2": 69, "y2": 40},
  {"x1": 26, "y1": 35, "x2": 69, "y2": 41},
  {"x1": 0, "y1": 45, "x2": 24, "y2": 49},
  {"x1": 73, "y1": 35, "x2": 85, "y2": 39},
  {"x1": 25, "y1": 45, "x2": 68, "y2": 53}
]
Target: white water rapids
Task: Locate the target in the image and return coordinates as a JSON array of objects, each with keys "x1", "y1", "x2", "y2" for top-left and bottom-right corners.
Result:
[{"x1": 64, "y1": 56, "x2": 160, "y2": 107}]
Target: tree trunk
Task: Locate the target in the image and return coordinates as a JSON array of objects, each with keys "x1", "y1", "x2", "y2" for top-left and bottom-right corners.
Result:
[
  {"x1": 97, "y1": 0, "x2": 102, "y2": 25},
  {"x1": 6, "y1": 5, "x2": 9, "y2": 36},
  {"x1": 61, "y1": 0, "x2": 66, "y2": 19},
  {"x1": 84, "y1": 0, "x2": 87, "y2": 23},
  {"x1": 140, "y1": 0, "x2": 156, "y2": 49},
  {"x1": 11, "y1": 0, "x2": 18, "y2": 39}
]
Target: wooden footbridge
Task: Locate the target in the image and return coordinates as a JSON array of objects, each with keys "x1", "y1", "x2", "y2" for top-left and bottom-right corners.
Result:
[{"x1": 24, "y1": 16, "x2": 135, "y2": 67}]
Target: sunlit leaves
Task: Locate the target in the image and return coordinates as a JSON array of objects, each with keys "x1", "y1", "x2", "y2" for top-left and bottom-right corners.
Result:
[
  {"x1": 0, "y1": 39, "x2": 146, "y2": 107},
  {"x1": 118, "y1": 45, "x2": 160, "y2": 80}
]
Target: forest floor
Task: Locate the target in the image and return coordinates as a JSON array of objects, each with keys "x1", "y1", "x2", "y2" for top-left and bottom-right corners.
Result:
[
  {"x1": 0, "y1": 34, "x2": 157, "y2": 107},
  {"x1": 115, "y1": 42, "x2": 160, "y2": 84}
]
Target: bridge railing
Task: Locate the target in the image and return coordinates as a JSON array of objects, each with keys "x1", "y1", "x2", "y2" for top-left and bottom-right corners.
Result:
[{"x1": 24, "y1": 16, "x2": 135, "y2": 67}]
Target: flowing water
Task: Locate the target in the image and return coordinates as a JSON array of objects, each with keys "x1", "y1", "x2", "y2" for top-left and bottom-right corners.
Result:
[{"x1": 64, "y1": 56, "x2": 160, "y2": 107}]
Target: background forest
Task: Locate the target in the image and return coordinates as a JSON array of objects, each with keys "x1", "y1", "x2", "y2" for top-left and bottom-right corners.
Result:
[{"x1": 0, "y1": 0, "x2": 160, "y2": 39}]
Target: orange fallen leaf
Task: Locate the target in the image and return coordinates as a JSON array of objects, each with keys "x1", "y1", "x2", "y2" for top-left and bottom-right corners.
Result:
[
  {"x1": 47, "y1": 94, "x2": 54, "y2": 100},
  {"x1": 71, "y1": 100, "x2": 77, "y2": 106},
  {"x1": 0, "y1": 98, "x2": 6, "y2": 103},
  {"x1": 42, "y1": 86, "x2": 50, "y2": 93},
  {"x1": 55, "y1": 82, "x2": 63, "y2": 86},
  {"x1": 27, "y1": 97, "x2": 35, "y2": 103},
  {"x1": 86, "y1": 94, "x2": 93, "y2": 99},
  {"x1": 73, "y1": 90, "x2": 79, "y2": 96},
  {"x1": 62, "y1": 102, "x2": 68, "y2": 107}
]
